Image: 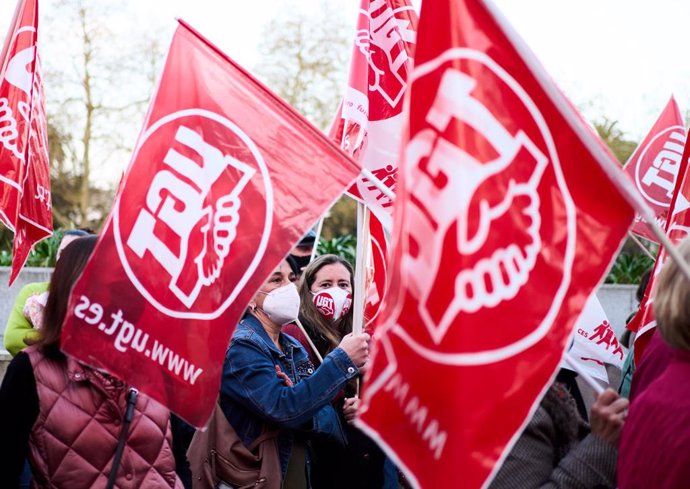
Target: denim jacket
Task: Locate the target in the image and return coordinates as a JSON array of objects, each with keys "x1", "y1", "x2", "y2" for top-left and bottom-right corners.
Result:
[{"x1": 220, "y1": 314, "x2": 359, "y2": 475}]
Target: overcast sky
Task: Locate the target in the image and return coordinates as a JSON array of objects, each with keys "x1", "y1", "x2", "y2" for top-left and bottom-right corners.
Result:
[{"x1": 2, "y1": 0, "x2": 689, "y2": 150}]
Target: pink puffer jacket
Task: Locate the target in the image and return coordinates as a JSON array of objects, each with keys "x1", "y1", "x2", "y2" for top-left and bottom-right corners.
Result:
[{"x1": 25, "y1": 346, "x2": 182, "y2": 488}]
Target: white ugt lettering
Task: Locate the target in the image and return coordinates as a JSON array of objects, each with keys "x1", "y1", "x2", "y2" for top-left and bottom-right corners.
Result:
[
  {"x1": 640, "y1": 131, "x2": 685, "y2": 198},
  {"x1": 127, "y1": 126, "x2": 228, "y2": 276}
]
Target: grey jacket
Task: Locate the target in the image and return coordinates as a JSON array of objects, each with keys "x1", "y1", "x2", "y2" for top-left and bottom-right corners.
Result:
[{"x1": 489, "y1": 385, "x2": 617, "y2": 489}]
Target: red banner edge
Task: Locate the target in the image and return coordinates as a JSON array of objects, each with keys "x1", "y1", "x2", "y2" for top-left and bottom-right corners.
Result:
[
  {"x1": 8, "y1": 227, "x2": 52, "y2": 285},
  {"x1": 482, "y1": 0, "x2": 640, "y2": 223},
  {"x1": 174, "y1": 18, "x2": 363, "y2": 177}
]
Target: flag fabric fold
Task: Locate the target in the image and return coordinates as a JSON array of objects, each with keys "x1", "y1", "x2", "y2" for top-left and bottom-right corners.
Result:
[
  {"x1": 623, "y1": 96, "x2": 686, "y2": 242},
  {"x1": 330, "y1": 0, "x2": 418, "y2": 231},
  {"x1": 629, "y1": 113, "x2": 690, "y2": 364},
  {"x1": 356, "y1": 1, "x2": 635, "y2": 487},
  {"x1": 0, "y1": 0, "x2": 52, "y2": 284},
  {"x1": 330, "y1": 0, "x2": 418, "y2": 332},
  {"x1": 566, "y1": 294, "x2": 625, "y2": 383},
  {"x1": 59, "y1": 20, "x2": 362, "y2": 427}
]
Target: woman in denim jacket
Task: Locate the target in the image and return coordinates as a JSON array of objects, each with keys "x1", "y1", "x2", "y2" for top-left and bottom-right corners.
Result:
[{"x1": 220, "y1": 258, "x2": 370, "y2": 489}]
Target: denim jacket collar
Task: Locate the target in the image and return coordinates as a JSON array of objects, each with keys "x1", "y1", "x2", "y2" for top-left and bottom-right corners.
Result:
[{"x1": 240, "y1": 314, "x2": 298, "y2": 360}]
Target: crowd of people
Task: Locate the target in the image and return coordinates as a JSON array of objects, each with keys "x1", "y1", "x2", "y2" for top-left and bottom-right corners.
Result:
[{"x1": 1, "y1": 229, "x2": 690, "y2": 488}]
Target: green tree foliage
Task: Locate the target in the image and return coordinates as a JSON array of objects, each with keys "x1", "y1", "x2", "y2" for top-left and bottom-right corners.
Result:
[
  {"x1": 317, "y1": 234, "x2": 356, "y2": 266},
  {"x1": 0, "y1": 229, "x2": 66, "y2": 267},
  {"x1": 594, "y1": 118, "x2": 638, "y2": 165},
  {"x1": 321, "y1": 196, "x2": 356, "y2": 240},
  {"x1": 605, "y1": 252, "x2": 655, "y2": 284}
]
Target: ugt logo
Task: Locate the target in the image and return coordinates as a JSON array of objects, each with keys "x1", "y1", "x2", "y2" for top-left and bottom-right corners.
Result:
[
  {"x1": 314, "y1": 294, "x2": 335, "y2": 319},
  {"x1": 1, "y1": 23, "x2": 39, "y2": 164},
  {"x1": 114, "y1": 110, "x2": 272, "y2": 319},
  {"x1": 633, "y1": 127, "x2": 685, "y2": 208},
  {"x1": 355, "y1": 0, "x2": 416, "y2": 118},
  {"x1": 396, "y1": 50, "x2": 576, "y2": 362}
]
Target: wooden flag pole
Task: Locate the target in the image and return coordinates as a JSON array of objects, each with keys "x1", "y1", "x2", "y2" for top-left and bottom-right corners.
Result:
[
  {"x1": 360, "y1": 168, "x2": 396, "y2": 202},
  {"x1": 642, "y1": 209, "x2": 690, "y2": 284},
  {"x1": 311, "y1": 217, "x2": 326, "y2": 263},
  {"x1": 563, "y1": 353, "x2": 605, "y2": 396},
  {"x1": 627, "y1": 231, "x2": 656, "y2": 261},
  {"x1": 295, "y1": 318, "x2": 324, "y2": 364},
  {"x1": 352, "y1": 203, "x2": 374, "y2": 398},
  {"x1": 352, "y1": 202, "x2": 372, "y2": 336}
]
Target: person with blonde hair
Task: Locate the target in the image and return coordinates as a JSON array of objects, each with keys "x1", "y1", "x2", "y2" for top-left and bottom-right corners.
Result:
[{"x1": 618, "y1": 237, "x2": 690, "y2": 488}]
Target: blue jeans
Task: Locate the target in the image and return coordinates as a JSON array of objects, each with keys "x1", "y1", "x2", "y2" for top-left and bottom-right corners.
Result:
[{"x1": 19, "y1": 458, "x2": 31, "y2": 488}]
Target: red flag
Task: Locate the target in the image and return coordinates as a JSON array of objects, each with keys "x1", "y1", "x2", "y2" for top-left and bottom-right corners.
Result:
[
  {"x1": 330, "y1": 0, "x2": 418, "y2": 230},
  {"x1": 0, "y1": 0, "x2": 52, "y2": 284},
  {"x1": 629, "y1": 114, "x2": 690, "y2": 363},
  {"x1": 364, "y1": 213, "x2": 388, "y2": 330},
  {"x1": 357, "y1": 2, "x2": 634, "y2": 488},
  {"x1": 59, "y1": 21, "x2": 361, "y2": 427},
  {"x1": 330, "y1": 0, "x2": 417, "y2": 331},
  {"x1": 623, "y1": 96, "x2": 686, "y2": 242}
]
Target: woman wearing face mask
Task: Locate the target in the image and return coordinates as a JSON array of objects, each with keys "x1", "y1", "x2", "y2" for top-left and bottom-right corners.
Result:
[
  {"x1": 220, "y1": 258, "x2": 370, "y2": 489},
  {"x1": 283, "y1": 255, "x2": 388, "y2": 489}
]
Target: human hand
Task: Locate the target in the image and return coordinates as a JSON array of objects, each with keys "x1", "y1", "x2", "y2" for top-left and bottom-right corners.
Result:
[
  {"x1": 338, "y1": 332, "x2": 371, "y2": 368},
  {"x1": 275, "y1": 365, "x2": 293, "y2": 387},
  {"x1": 343, "y1": 397, "x2": 360, "y2": 425},
  {"x1": 590, "y1": 388, "x2": 629, "y2": 447}
]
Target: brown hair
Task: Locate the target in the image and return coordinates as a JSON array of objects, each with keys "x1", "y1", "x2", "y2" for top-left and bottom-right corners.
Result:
[
  {"x1": 30, "y1": 235, "x2": 98, "y2": 357},
  {"x1": 299, "y1": 254, "x2": 354, "y2": 354},
  {"x1": 654, "y1": 238, "x2": 690, "y2": 351}
]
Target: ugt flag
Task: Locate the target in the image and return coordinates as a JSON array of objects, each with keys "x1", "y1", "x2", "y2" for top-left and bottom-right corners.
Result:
[
  {"x1": 60, "y1": 20, "x2": 361, "y2": 427},
  {"x1": 330, "y1": 0, "x2": 417, "y2": 331},
  {"x1": 628, "y1": 117, "x2": 690, "y2": 363},
  {"x1": 330, "y1": 0, "x2": 417, "y2": 231},
  {"x1": 357, "y1": 1, "x2": 635, "y2": 488},
  {"x1": 0, "y1": 0, "x2": 52, "y2": 285},
  {"x1": 623, "y1": 96, "x2": 686, "y2": 242}
]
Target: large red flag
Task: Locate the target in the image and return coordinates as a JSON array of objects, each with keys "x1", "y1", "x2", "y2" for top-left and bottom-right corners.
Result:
[
  {"x1": 59, "y1": 20, "x2": 361, "y2": 427},
  {"x1": 628, "y1": 117, "x2": 690, "y2": 363},
  {"x1": 330, "y1": 0, "x2": 418, "y2": 330},
  {"x1": 330, "y1": 0, "x2": 418, "y2": 231},
  {"x1": 0, "y1": 0, "x2": 52, "y2": 284},
  {"x1": 357, "y1": 1, "x2": 635, "y2": 488},
  {"x1": 623, "y1": 96, "x2": 686, "y2": 242}
]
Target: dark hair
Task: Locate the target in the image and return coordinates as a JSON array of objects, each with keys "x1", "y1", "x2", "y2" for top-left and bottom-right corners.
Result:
[
  {"x1": 63, "y1": 228, "x2": 92, "y2": 239},
  {"x1": 298, "y1": 254, "x2": 354, "y2": 354},
  {"x1": 637, "y1": 269, "x2": 652, "y2": 302},
  {"x1": 31, "y1": 235, "x2": 98, "y2": 357},
  {"x1": 285, "y1": 254, "x2": 300, "y2": 276}
]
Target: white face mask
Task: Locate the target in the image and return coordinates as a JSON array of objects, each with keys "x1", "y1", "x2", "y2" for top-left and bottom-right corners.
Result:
[
  {"x1": 260, "y1": 283, "x2": 301, "y2": 326},
  {"x1": 312, "y1": 287, "x2": 352, "y2": 322}
]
